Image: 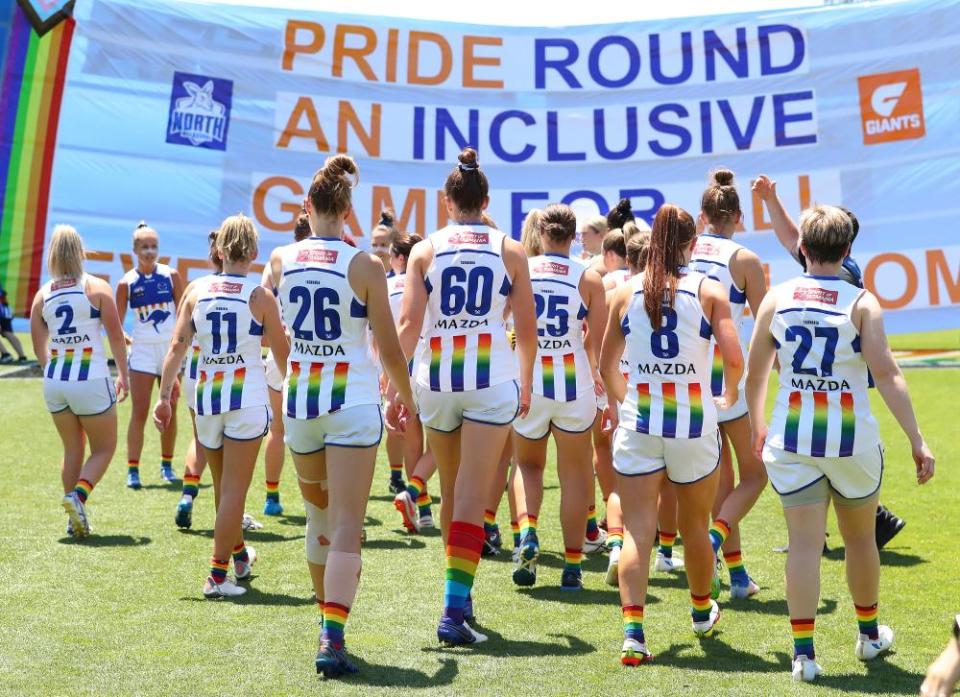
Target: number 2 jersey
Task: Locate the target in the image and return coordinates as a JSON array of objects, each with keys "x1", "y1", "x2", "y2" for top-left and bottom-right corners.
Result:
[
  {"x1": 415, "y1": 224, "x2": 517, "y2": 392},
  {"x1": 41, "y1": 275, "x2": 109, "y2": 381},
  {"x1": 277, "y1": 237, "x2": 380, "y2": 418},
  {"x1": 529, "y1": 253, "x2": 591, "y2": 401},
  {"x1": 767, "y1": 275, "x2": 879, "y2": 457},
  {"x1": 620, "y1": 271, "x2": 717, "y2": 438},
  {"x1": 191, "y1": 274, "x2": 268, "y2": 415}
]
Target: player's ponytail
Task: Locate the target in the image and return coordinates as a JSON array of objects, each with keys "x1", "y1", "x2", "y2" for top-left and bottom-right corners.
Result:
[
  {"x1": 217, "y1": 214, "x2": 259, "y2": 264},
  {"x1": 539, "y1": 203, "x2": 577, "y2": 244},
  {"x1": 643, "y1": 204, "x2": 697, "y2": 330},
  {"x1": 47, "y1": 224, "x2": 85, "y2": 279},
  {"x1": 444, "y1": 147, "x2": 489, "y2": 216},
  {"x1": 700, "y1": 167, "x2": 741, "y2": 229},
  {"x1": 309, "y1": 154, "x2": 359, "y2": 219}
]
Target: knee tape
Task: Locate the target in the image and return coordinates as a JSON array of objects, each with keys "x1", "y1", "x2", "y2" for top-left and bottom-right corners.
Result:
[
  {"x1": 304, "y1": 495, "x2": 329, "y2": 566},
  {"x1": 298, "y1": 472, "x2": 326, "y2": 485}
]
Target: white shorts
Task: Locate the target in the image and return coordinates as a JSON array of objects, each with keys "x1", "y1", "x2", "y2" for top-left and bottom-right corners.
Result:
[
  {"x1": 763, "y1": 443, "x2": 884, "y2": 502},
  {"x1": 195, "y1": 404, "x2": 271, "y2": 450},
  {"x1": 613, "y1": 427, "x2": 721, "y2": 484},
  {"x1": 717, "y1": 393, "x2": 749, "y2": 424},
  {"x1": 416, "y1": 380, "x2": 519, "y2": 433},
  {"x1": 264, "y1": 354, "x2": 282, "y2": 392},
  {"x1": 283, "y1": 404, "x2": 383, "y2": 454},
  {"x1": 44, "y1": 377, "x2": 116, "y2": 416},
  {"x1": 182, "y1": 375, "x2": 197, "y2": 412},
  {"x1": 514, "y1": 392, "x2": 597, "y2": 440},
  {"x1": 128, "y1": 342, "x2": 167, "y2": 376}
]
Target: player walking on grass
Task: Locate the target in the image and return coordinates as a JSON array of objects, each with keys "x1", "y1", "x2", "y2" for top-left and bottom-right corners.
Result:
[
  {"x1": 600, "y1": 204, "x2": 743, "y2": 665},
  {"x1": 116, "y1": 222, "x2": 185, "y2": 488},
  {"x1": 510, "y1": 203, "x2": 606, "y2": 592},
  {"x1": 396, "y1": 147, "x2": 537, "y2": 647},
  {"x1": 31, "y1": 225, "x2": 129, "y2": 538},
  {"x1": 154, "y1": 215, "x2": 287, "y2": 600},
  {"x1": 746, "y1": 205, "x2": 935, "y2": 683},
  {"x1": 270, "y1": 155, "x2": 414, "y2": 678},
  {"x1": 688, "y1": 168, "x2": 768, "y2": 600}
]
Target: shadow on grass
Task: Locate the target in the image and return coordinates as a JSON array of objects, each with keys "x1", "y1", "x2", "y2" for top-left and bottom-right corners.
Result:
[
  {"x1": 58, "y1": 534, "x2": 152, "y2": 547},
  {"x1": 181, "y1": 587, "x2": 314, "y2": 607},
  {"x1": 341, "y1": 657, "x2": 458, "y2": 688},
  {"x1": 654, "y1": 640, "x2": 787, "y2": 673},
  {"x1": 820, "y1": 546, "x2": 926, "y2": 568},
  {"x1": 177, "y1": 528, "x2": 302, "y2": 543},
  {"x1": 278, "y1": 515, "x2": 306, "y2": 526},
  {"x1": 816, "y1": 654, "x2": 924, "y2": 695},
  {"x1": 647, "y1": 573, "x2": 690, "y2": 590},
  {"x1": 363, "y1": 537, "x2": 426, "y2": 550},
  {"x1": 423, "y1": 630, "x2": 595, "y2": 658},
  {"x1": 724, "y1": 597, "x2": 837, "y2": 617},
  {"x1": 140, "y1": 482, "x2": 182, "y2": 491}
]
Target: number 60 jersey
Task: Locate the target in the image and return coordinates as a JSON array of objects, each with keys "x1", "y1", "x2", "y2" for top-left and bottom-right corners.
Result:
[
  {"x1": 415, "y1": 224, "x2": 517, "y2": 393},
  {"x1": 767, "y1": 275, "x2": 879, "y2": 458}
]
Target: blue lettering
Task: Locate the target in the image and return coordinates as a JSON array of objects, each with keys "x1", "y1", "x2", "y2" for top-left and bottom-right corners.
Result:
[
  {"x1": 546, "y1": 111, "x2": 586, "y2": 161},
  {"x1": 435, "y1": 108, "x2": 479, "y2": 161},
  {"x1": 534, "y1": 39, "x2": 582, "y2": 89},
  {"x1": 511, "y1": 191, "x2": 550, "y2": 239},
  {"x1": 773, "y1": 91, "x2": 817, "y2": 146},
  {"x1": 718, "y1": 96, "x2": 764, "y2": 150},
  {"x1": 587, "y1": 36, "x2": 640, "y2": 89},
  {"x1": 649, "y1": 32, "x2": 693, "y2": 85},
  {"x1": 619, "y1": 189, "x2": 664, "y2": 228},
  {"x1": 700, "y1": 101, "x2": 713, "y2": 154},
  {"x1": 705, "y1": 28, "x2": 748, "y2": 81},
  {"x1": 490, "y1": 110, "x2": 536, "y2": 163},
  {"x1": 561, "y1": 190, "x2": 609, "y2": 213},
  {"x1": 647, "y1": 103, "x2": 691, "y2": 157},
  {"x1": 759, "y1": 24, "x2": 805, "y2": 76},
  {"x1": 594, "y1": 107, "x2": 638, "y2": 160},
  {"x1": 413, "y1": 106, "x2": 425, "y2": 159}
]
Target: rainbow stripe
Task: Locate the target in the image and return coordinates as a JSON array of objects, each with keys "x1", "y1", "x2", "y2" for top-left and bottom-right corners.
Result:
[
  {"x1": 189, "y1": 345, "x2": 200, "y2": 380},
  {"x1": 855, "y1": 603, "x2": 879, "y2": 638},
  {"x1": 661, "y1": 382, "x2": 677, "y2": 438},
  {"x1": 691, "y1": 592, "x2": 713, "y2": 621},
  {"x1": 444, "y1": 522, "x2": 482, "y2": 612},
  {"x1": 77, "y1": 346, "x2": 92, "y2": 380},
  {"x1": 784, "y1": 391, "x2": 802, "y2": 452},
  {"x1": 306, "y1": 362, "x2": 322, "y2": 418},
  {"x1": 635, "y1": 383, "x2": 651, "y2": 433},
  {"x1": 45, "y1": 347, "x2": 57, "y2": 378},
  {"x1": 563, "y1": 353, "x2": 576, "y2": 402},
  {"x1": 688, "y1": 383, "x2": 703, "y2": 437},
  {"x1": 451, "y1": 334, "x2": 466, "y2": 392},
  {"x1": 476, "y1": 333, "x2": 491, "y2": 389},
  {"x1": 286, "y1": 361, "x2": 300, "y2": 417},
  {"x1": 196, "y1": 371, "x2": 207, "y2": 415},
  {"x1": 323, "y1": 602, "x2": 349, "y2": 633},
  {"x1": 839, "y1": 392, "x2": 855, "y2": 456},
  {"x1": 541, "y1": 355, "x2": 555, "y2": 399},
  {"x1": 59, "y1": 347, "x2": 73, "y2": 380},
  {"x1": 73, "y1": 478, "x2": 92, "y2": 503},
  {"x1": 330, "y1": 362, "x2": 349, "y2": 412},
  {"x1": 429, "y1": 336, "x2": 442, "y2": 391},
  {"x1": 229, "y1": 367, "x2": 245, "y2": 411},
  {"x1": 483, "y1": 509, "x2": 496, "y2": 527},
  {"x1": 811, "y1": 391, "x2": 828, "y2": 457},
  {"x1": 710, "y1": 345, "x2": 723, "y2": 397},
  {"x1": 210, "y1": 371, "x2": 224, "y2": 415},
  {"x1": 210, "y1": 557, "x2": 230, "y2": 584},
  {"x1": 564, "y1": 547, "x2": 583, "y2": 569},
  {"x1": 791, "y1": 618, "x2": 815, "y2": 657},
  {"x1": 0, "y1": 9, "x2": 75, "y2": 316},
  {"x1": 622, "y1": 605, "x2": 645, "y2": 641},
  {"x1": 182, "y1": 473, "x2": 200, "y2": 498}
]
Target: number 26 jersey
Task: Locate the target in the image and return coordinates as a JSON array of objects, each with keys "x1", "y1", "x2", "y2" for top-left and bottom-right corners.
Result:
[{"x1": 415, "y1": 225, "x2": 517, "y2": 393}]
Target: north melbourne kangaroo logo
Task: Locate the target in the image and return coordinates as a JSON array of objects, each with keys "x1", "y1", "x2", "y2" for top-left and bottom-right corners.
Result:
[
  {"x1": 142, "y1": 309, "x2": 171, "y2": 333},
  {"x1": 167, "y1": 72, "x2": 233, "y2": 150}
]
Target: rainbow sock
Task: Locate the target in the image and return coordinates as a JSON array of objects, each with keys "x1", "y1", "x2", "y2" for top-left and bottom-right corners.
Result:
[
  {"x1": 564, "y1": 547, "x2": 583, "y2": 572},
  {"x1": 322, "y1": 602, "x2": 349, "y2": 649},
  {"x1": 855, "y1": 603, "x2": 879, "y2": 640},
  {"x1": 210, "y1": 557, "x2": 229, "y2": 584},
  {"x1": 519, "y1": 513, "x2": 538, "y2": 540},
  {"x1": 658, "y1": 530, "x2": 677, "y2": 558},
  {"x1": 73, "y1": 479, "x2": 93, "y2": 504},
  {"x1": 691, "y1": 592, "x2": 713, "y2": 623},
  {"x1": 792, "y1": 618, "x2": 815, "y2": 659},
  {"x1": 510, "y1": 520, "x2": 520, "y2": 547},
  {"x1": 483, "y1": 509, "x2": 498, "y2": 534},
  {"x1": 608, "y1": 527, "x2": 624, "y2": 549},
  {"x1": 443, "y1": 520, "x2": 483, "y2": 624},
  {"x1": 708, "y1": 519, "x2": 730, "y2": 554},
  {"x1": 128, "y1": 460, "x2": 139, "y2": 475},
  {"x1": 405, "y1": 476, "x2": 425, "y2": 501},
  {"x1": 724, "y1": 550, "x2": 749, "y2": 586},
  {"x1": 389, "y1": 462, "x2": 403, "y2": 482},
  {"x1": 161, "y1": 453, "x2": 173, "y2": 470},
  {"x1": 182, "y1": 473, "x2": 200, "y2": 499},
  {"x1": 623, "y1": 604, "x2": 645, "y2": 642},
  {"x1": 586, "y1": 505, "x2": 600, "y2": 541},
  {"x1": 232, "y1": 542, "x2": 249, "y2": 564},
  {"x1": 417, "y1": 490, "x2": 433, "y2": 516},
  {"x1": 265, "y1": 480, "x2": 280, "y2": 503}
]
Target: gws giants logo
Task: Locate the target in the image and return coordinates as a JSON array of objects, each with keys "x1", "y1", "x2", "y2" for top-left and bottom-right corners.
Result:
[
  {"x1": 166, "y1": 72, "x2": 233, "y2": 150},
  {"x1": 857, "y1": 69, "x2": 925, "y2": 145}
]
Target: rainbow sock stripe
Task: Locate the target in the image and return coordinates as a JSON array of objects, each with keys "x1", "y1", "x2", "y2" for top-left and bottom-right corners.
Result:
[
  {"x1": 484, "y1": 509, "x2": 496, "y2": 530},
  {"x1": 232, "y1": 543, "x2": 249, "y2": 564},
  {"x1": 586, "y1": 505, "x2": 600, "y2": 540},
  {"x1": 688, "y1": 383, "x2": 703, "y2": 437},
  {"x1": 265, "y1": 480, "x2": 279, "y2": 503},
  {"x1": 182, "y1": 473, "x2": 200, "y2": 498},
  {"x1": 322, "y1": 602, "x2": 349, "y2": 648},
  {"x1": 451, "y1": 334, "x2": 466, "y2": 392},
  {"x1": 661, "y1": 382, "x2": 677, "y2": 438},
  {"x1": 792, "y1": 618, "x2": 815, "y2": 659},
  {"x1": 811, "y1": 391, "x2": 828, "y2": 457},
  {"x1": 389, "y1": 462, "x2": 404, "y2": 477},
  {"x1": 161, "y1": 453, "x2": 173, "y2": 470},
  {"x1": 77, "y1": 347, "x2": 92, "y2": 381},
  {"x1": 519, "y1": 513, "x2": 538, "y2": 539},
  {"x1": 724, "y1": 550, "x2": 749, "y2": 586},
  {"x1": 855, "y1": 603, "x2": 879, "y2": 640},
  {"x1": 331, "y1": 362, "x2": 349, "y2": 411},
  {"x1": 45, "y1": 349, "x2": 58, "y2": 378},
  {"x1": 210, "y1": 557, "x2": 229, "y2": 584},
  {"x1": 210, "y1": 371, "x2": 224, "y2": 415},
  {"x1": 0, "y1": 8, "x2": 75, "y2": 315},
  {"x1": 784, "y1": 390, "x2": 802, "y2": 452},
  {"x1": 710, "y1": 345, "x2": 723, "y2": 396},
  {"x1": 658, "y1": 531, "x2": 677, "y2": 558},
  {"x1": 608, "y1": 527, "x2": 624, "y2": 549},
  {"x1": 564, "y1": 547, "x2": 583, "y2": 571},
  {"x1": 74, "y1": 478, "x2": 93, "y2": 503},
  {"x1": 128, "y1": 460, "x2": 139, "y2": 474},
  {"x1": 286, "y1": 361, "x2": 300, "y2": 417},
  {"x1": 691, "y1": 592, "x2": 713, "y2": 622},
  {"x1": 510, "y1": 520, "x2": 520, "y2": 547},
  {"x1": 444, "y1": 521, "x2": 483, "y2": 624},
  {"x1": 709, "y1": 519, "x2": 730, "y2": 554},
  {"x1": 541, "y1": 355, "x2": 555, "y2": 399},
  {"x1": 417, "y1": 491, "x2": 432, "y2": 515},
  {"x1": 635, "y1": 384, "x2": 651, "y2": 433},
  {"x1": 839, "y1": 392, "x2": 856, "y2": 456},
  {"x1": 406, "y1": 476, "x2": 425, "y2": 500},
  {"x1": 622, "y1": 605, "x2": 645, "y2": 642},
  {"x1": 306, "y1": 362, "x2": 322, "y2": 418},
  {"x1": 228, "y1": 367, "x2": 245, "y2": 411},
  {"x1": 429, "y1": 336, "x2": 442, "y2": 391},
  {"x1": 563, "y1": 353, "x2": 576, "y2": 401},
  {"x1": 476, "y1": 333, "x2": 491, "y2": 389}
]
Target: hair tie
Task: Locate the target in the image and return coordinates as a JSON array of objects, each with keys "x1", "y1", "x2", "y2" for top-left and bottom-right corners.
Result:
[
  {"x1": 136, "y1": 221, "x2": 148, "y2": 229},
  {"x1": 458, "y1": 162, "x2": 479, "y2": 172}
]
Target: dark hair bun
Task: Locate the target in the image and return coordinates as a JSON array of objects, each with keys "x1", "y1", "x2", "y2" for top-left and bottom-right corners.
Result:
[
  {"x1": 324, "y1": 154, "x2": 358, "y2": 180},
  {"x1": 711, "y1": 168, "x2": 735, "y2": 187},
  {"x1": 615, "y1": 199, "x2": 632, "y2": 216},
  {"x1": 378, "y1": 208, "x2": 395, "y2": 227},
  {"x1": 458, "y1": 147, "x2": 479, "y2": 168}
]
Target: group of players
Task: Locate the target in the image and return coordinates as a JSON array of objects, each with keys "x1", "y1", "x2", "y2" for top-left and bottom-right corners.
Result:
[{"x1": 30, "y1": 148, "x2": 935, "y2": 682}]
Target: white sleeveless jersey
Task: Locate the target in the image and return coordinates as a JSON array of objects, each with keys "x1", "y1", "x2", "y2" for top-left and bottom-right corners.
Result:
[
  {"x1": 689, "y1": 233, "x2": 749, "y2": 399},
  {"x1": 185, "y1": 273, "x2": 220, "y2": 382},
  {"x1": 605, "y1": 267, "x2": 633, "y2": 375},
  {"x1": 122, "y1": 263, "x2": 176, "y2": 344},
  {"x1": 191, "y1": 274, "x2": 268, "y2": 415},
  {"x1": 767, "y1": 275, "x2": 880, "y2": 457},
  {"x1": 620, "y1": 272, "x2": 717, "y2": 438},
  {"x1": 278, "y1": 237, "x2": 380, "y2": 418},
  {"x1": 415, "y1": 225, "x2": 517, "y2": 392},
  {"x1": 41, "y1": 275, "x2": 109, "y2": 382},
  {"x1": 387, "y1": 272, "x2": 407, "y2": 320},
  {"x1": 529, "y1": 254, "x2": 591, "y2": 401}
]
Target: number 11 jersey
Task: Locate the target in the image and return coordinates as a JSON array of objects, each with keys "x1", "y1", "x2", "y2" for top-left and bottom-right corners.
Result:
[
  {"x1": 416, "y1": 225, "x2": 517, "y2": 393},
  {"x1": 767, "y1": 275, "x2": 879, "y2": 457}
]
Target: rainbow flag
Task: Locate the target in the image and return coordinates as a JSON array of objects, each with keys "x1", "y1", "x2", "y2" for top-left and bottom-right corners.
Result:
[{"x1": 0, "y1": 7, "x2": 75, "y2": 315}]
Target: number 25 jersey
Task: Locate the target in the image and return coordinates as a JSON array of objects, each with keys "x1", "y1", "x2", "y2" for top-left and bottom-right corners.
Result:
[
  {"x1": 415, "y1": 225, "x2": 517, "y2": 392},
  {"x1": 767, "y1": 275, "x2": 879, "y2": 457}
]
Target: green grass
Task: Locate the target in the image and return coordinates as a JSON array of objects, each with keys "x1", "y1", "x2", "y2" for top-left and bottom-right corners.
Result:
[
  {"x1": 888, "y1": 329, "x2": 960, "y2": 351},
  {"x1": 0, "y1": 370, "x2": 956, "y2": 696}
]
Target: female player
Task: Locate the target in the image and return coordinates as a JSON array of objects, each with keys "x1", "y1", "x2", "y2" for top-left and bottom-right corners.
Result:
[
  {"x1": 116, "y1": 222, "x2": 185, "y2": 488},
  {"x1": 579, "y1": 215, "x2": 608, "y2": 262},
  {"x1": 270, "y1": 155, "x2": 415, "y2": 677},
  {"x1": 397, "y1": 147, "x2": 536, "y2": 646},
  {"x1": 370, "y1": 208, "x2": 398, "y2": 274},
  {"x1": 510, "y1": 203, "x2": 606, "y2": 591},
  {"x1": 688, "y1": 168, "x2": 768, "y2": 599},
  {"x1": 746, "y1": 205, "x2": 935, "y2": 682},
  {"x1": 155, "y1": 215, "x2": 287, "y2": 600},
  {"x1": 31, "y1": 225, "x2": 129, "y2": 538},
  {"x1": 519, "y1": 209, "x2": 543, "y2": 258},
  {"x1": 600, "y1": 204, "x2": 743, "y2": 665}
]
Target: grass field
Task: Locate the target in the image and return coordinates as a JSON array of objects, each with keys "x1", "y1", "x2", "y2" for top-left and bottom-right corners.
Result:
[{"x1": 0, "y1": 361, "x2": 956, "y2": 695}]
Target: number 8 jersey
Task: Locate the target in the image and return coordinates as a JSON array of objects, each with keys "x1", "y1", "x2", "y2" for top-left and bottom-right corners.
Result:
[
  {"x1": 415, "y1": 224, "x2": 517, "y2": 392},
  {"x1": 767, "y1": 275, "x2": 879, "y2": 457},
  {"x1": 278, "y1": 237, "x2": 380, "y2": 418}
]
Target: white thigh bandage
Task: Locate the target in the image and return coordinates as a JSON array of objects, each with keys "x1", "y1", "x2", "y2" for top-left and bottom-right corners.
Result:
[{"x1": 304, "y1": 492, "x2": 329, "y2": 566}]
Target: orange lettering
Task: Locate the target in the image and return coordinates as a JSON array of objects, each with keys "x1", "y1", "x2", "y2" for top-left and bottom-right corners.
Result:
[
  {"x1": 462, "y1": 36, "x2": 503, "y2": 89},
  {"x1": 282, "y1": 20, "x2": 324, "y2": 71},
  {"x1": 798, "y1": 174, "x2": 811, "y2": 210},
  {"x1": 925, "y1": 249, "x2": 960, "y2": 305},
  {"x1": 252, "y1": 176, "x2": 305, "y2": 232},
  {"x1": 177, "y1": 256, "x2": 210, "y2": 281},
  {"x1": 371, "y1": 186, "x2": 426, "y2": 234},
  {"x1": 333, "y1": 24, "x2": 378, "y2": 81},
  {"x1": 337, "y1": 100, "x2": 381, "y2": 157},
  {"x1": 864, "y1": 252, "x2": 917, "y2": 310},
  {"x1": 277, "y1": 97, "x2": 330, "y2": 151},
  {"x1": 408, "y1": 31, "x2": 452, "y2": 86},
  {"x1": 385, "y1": 28, "x2": 399, "y2": 83}
]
